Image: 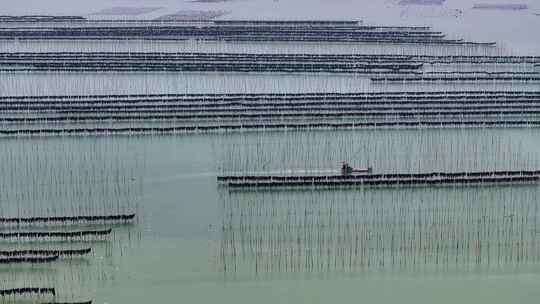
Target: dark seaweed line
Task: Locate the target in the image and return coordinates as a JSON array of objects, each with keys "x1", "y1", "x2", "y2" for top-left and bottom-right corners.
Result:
[
  {"x1": 0, "y1": 15, "x2": 86, "y2": 22},
  {"x1": 0, "y1": 32, "x2": 452, "y2": 41},
  {"x1": 0, "y1": 60, "x2": 422, "y2": 69},
  {"x1": 0, "y1": 29, "x2": 447, "y2": 37},
  {"x1": 372, "y1": 76, "x2": 540, "y2": 82},
  {"x1": 5, "y1": 99, "x2": 540, "y2": 110},
  {"x1": 4, "y1": 53, "x2": 537, "y2": 62},
  {"x1": 0, "y1": 34, "x2": 446, "y2": 41},
  {"x1": 0, "y1": 52, "x2": 414, "y2": 59},
  {"x1": 0, "y1": 25, "x2": 386, "y2": 31},
  {"x1": 0, "y1": 25, "x2": 428, "y2": 32},
  {"x1": 0, "y1": 58, "x2": 412, "y2": 64},
  {"x1": 21, "y1": 104, "x2": 540, "y2": 114},
  {"x1": 2, "y1": 95, "x2": 539, "y2": 105},
  {"x1": 6, "y1": 110, "x2": 540, "y2": 123},
  {"x1": 0, "y1": 228, "x2": 112, "y2": 239},
  {"x1": 225, "y1": 176, "x2": 540, "y2": 187},
  {"x1": 217, "y1": 170, "x2": 540, "y2": 182},
  {"x1": 3, "y1": 120, "x2": 540, "y2": 136},
  {"x1": 0, "y1": 18, "x2": 359, "y2": 26},
  {"x1": 0, "y1": 36, "x2": 494, "y2": 45},
  {"x1": 0, "y1": 68, "x2": 420, "y2": 73},
  {"x1": 0, "y1": 248, "x2": 91, "y2": 257},
  {"x1": 3, "y1": 57, "x2": 535, "y2": 66},
  {"x1": 0, "y1": 214, "x2": 135, "y2": 224},
  {"x1": 0, "y1": 288, "x2": 55, "y2": 297},
  {"x1": 211, "y1": 20, "x2": 361, "y2": 25},
  {"x1": 0, "y1": 255, "x2": 59, "y2": 264},
  {"x1": 2, "y1": 53, "x2": 536, "y2": 63},
  {"x1": 1, "y1": 90, "x2": 537, "y2": 100},
  {"x1": 148, "y1": 37, "x2": 496, "y2": 45},
  {"x1": 0, "y1": 31, "x2": 447, "y2": 40}
]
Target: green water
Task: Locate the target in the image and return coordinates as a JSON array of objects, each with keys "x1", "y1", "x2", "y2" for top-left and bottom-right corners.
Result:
[{"x1": 2, "y1": 129, "x2": 540, "y2": 303}]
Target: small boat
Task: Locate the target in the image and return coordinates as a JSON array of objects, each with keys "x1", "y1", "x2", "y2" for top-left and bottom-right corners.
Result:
[{"x1": 341, "y1": 161, "x2": 372, "y2": 175}]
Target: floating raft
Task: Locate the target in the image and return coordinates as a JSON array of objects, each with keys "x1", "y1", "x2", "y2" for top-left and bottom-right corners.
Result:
[
  {"x1": 0, "y1": 288, "x2": 55, "y2": 297},
  {"x1": 0, "y1": 214, "x2": 135, "y2": 225},
  {"x1": 0, "y1": 248, "x2": 91, "y2": 257},
  {"x1": 218, "y1": 170, "x2": 540, "y2": 188},
  {"x1": 0, "y1": 255, "x2": 59, "y2": 264},
  {"x1": 0, "y1": 228, "x2": 113, "y2": 240}
]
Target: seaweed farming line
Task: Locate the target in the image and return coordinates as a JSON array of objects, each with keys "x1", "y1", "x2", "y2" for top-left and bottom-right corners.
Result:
[
  {"x1": 0, "y1": 32, "x2": 454, "y2": 41},
  {"x1": 220, "y1": 176, "x2": 540, "y2": 188},
  {"x1": 4, "y1": 61, "x2": 533, "y2": 74},
  {"x1": 0, "y1": 228, "x2": 112, "y2": 241},
  {"x1": 0, "y1": 26, "x2": 458, "y2": 38},
  {"x1": 10, "y1": 105, "x2": 540, "y2": 114},
  {"x1": 6, "y1": 120, "x2": 540, "y2": 136},
  {"x1": 217, "y1": 170, "x2": 540, "y2": 182},
  {"x1": 0, "y1": 16, "x2": 86, "y2": 23},
  {"x1": 0, "y1": 38, "x2": 495, "y2": 46},
  {"x1": 3, "y1": 67, "x2": 535, "y2": 75},
  {"x1": 0, "y1": 287, "x2": 55, "y2": 297},
  {"x1": 0, "y1": 36, "x2": 493, "y2": 45},
  {"x1": 0, "y1": 255, "x2": 59, "y2": 264},
  {"x1": 0, "y1": 29, "x2": 448, "y2": 39},
  {"x1": 0, "y1": 248, "x2": 91, "y2": 257},
  {"x1": 0, "y1": 61, "x2": 421, "y2": 67},
  {"x1": 0, "y1": 67, "x2": 422, "y2": 74},
  {"x1": 0, "y1": 41, "x2": 508, "y2": 57},
  {"x1": 1, "y1": 53, "x2": 536, "y2": 64},
  {"x1": 1, "y1": 52, "x2": 534, "y2": 61},
  {"x1": 0, "y1": 19, "x2": 435, "y2": 31},
  {"x1": 0, "y1": 214, "x2": 136, "y2": 225},
  {"x1": 8, "y1": 110, "x2": 540, "y2": 123},
  {"x1": 0, "y1": 32, "x2": 452, "y2": 41},
  {"x1": 0, "y1": 30, "x2": 461, "y2": 39},
  {"x1": 54, "y1": 37, "x2": 495, "y2": 46},
  {"x1": 12, "y1": 106, "x2": 540, "y2": 116},
  {"x1": 223, "y1": 177, "x2": 540, "y2": 187},
  {"x1": 371, "y1": 76, "x2": 540, "y2": 82},
  {"x1": 10, "y1": 101, "x2": 540, "y2": 111},
  {"x1": 0, "y1": 52, "x2": 419, "y2": 60},
  {"x1": 0, "y1": 70, "x2": 529, "y2": 76},
  {"x1": 0, "y1": 18, "x2": 362, "y2": 27},
  {"x1": 3, "y1": 90, "x2": 538, "y2": 101}
]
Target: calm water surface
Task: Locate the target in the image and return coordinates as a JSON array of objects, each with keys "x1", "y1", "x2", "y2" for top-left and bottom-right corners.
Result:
[{"x1": 2, "y1": 130, "x2": 540, "y2": 303}]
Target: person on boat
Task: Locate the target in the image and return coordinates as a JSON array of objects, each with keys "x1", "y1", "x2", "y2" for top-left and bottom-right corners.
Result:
[{"x1": 341, "y1": 161, "x2": 353, "y2": 175}]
